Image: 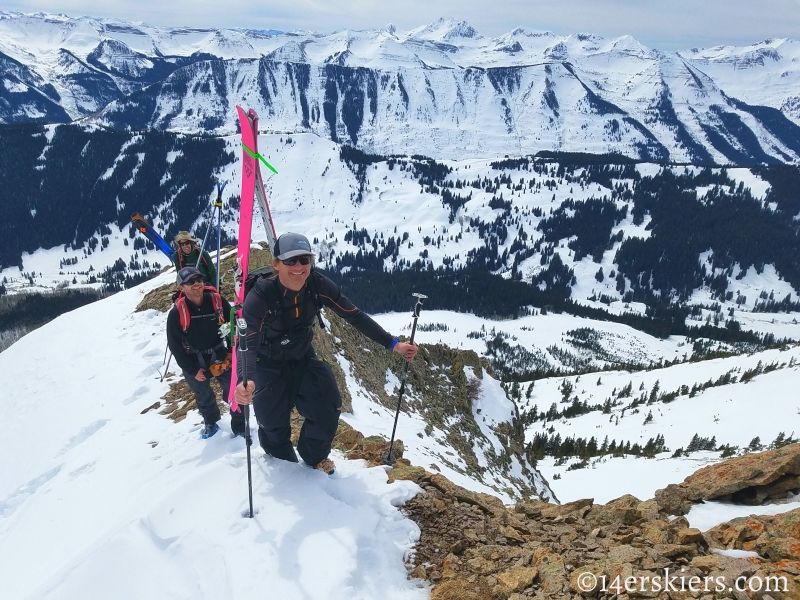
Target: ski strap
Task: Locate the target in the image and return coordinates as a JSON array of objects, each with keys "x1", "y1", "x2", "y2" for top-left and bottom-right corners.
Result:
[{"x1": 241, "y1": 143, "x2": 279, "y2": 174}]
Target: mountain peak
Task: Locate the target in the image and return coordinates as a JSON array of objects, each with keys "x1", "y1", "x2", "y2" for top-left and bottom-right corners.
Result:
[{"x1": 409, "y1": 17, "x2": 481, "y2": 43}]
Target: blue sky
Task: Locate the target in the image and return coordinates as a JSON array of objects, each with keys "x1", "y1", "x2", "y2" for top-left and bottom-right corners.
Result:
[{"x1": 4, "y1": 0, "x2": 800, "y2": 50}]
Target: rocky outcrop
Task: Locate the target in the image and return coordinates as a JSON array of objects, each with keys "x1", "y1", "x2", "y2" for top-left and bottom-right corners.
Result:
[
  {"x1": 402, "y1": 471, "x2": 800, "y2": 599},
  {"x1": 655, "y1": 444, "x2": 800, "y2": 515},
  {"x1": 706, "y1": 510, "x2": 800, "y2": 561}
]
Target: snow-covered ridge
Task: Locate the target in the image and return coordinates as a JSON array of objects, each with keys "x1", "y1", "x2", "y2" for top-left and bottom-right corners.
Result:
[
  {"x1": 2, "y1": 11, "x2": 800, "y2": 164},
  {"x1": 0, "y1": 266, "x2": 548, "y2": 597}
]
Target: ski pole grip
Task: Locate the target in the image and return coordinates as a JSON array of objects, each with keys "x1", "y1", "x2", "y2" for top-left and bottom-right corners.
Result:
[
  {"x1": 236, "y1": 318, "x2": 248, "y2": 387},
  {"x1": 412, "y1": 292, "x2": 427, "y2": 319}
]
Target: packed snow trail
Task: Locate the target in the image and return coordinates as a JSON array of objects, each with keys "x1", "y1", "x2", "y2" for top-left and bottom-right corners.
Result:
[{"x1": 0, "y1": 274, "x2": 427, "y2": 600}]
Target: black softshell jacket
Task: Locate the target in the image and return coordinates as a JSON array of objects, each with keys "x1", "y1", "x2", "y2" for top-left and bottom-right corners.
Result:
[
  {"x1": 238, "y1": 271, "x2": 393, "y2": 382},
  {"x1": 166, "y1": 292, "x2": 232, "y2": 372}
]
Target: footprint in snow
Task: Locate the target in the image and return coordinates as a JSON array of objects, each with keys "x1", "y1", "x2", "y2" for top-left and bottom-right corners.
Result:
[
  {"x1": 139, "y1": 363, "x2": 161, "y2": 378},
  {"x1": 0, "y1": 466, "x2": 62, "y2": 518},
  {"x1": 59, "y1": 420, "x2": 110, "y2": 453},
  {"x1": 123, "y1": 386, "x2": 150, "y2": 405}
]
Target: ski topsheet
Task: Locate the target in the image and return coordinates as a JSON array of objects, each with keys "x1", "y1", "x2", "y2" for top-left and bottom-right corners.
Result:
[
  {"x1": 130, "y1": 213, "x2": 174, "y2": 260},
  {"x1": 248, "y1": 110, "x2": 278, "y2": 254},
  {"x1": 229, "y1": 106, "x2": 278, "y2": 408}
]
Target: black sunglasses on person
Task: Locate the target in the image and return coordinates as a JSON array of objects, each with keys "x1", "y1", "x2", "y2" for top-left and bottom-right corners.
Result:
[
  {"x1": 281, "y1": 256, "x2": 312, "y2": 266},
  {"x1": 182, "y1": 276, "x2": 204, "y2": 286}
]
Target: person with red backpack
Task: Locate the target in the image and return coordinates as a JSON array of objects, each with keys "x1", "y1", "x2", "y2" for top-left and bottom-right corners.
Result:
[
  {"x1": 167, "y1": 266, "x2": 245, "y2": 439},
  {"x1": 173, "y1": 231, "x2": 216, "y2": 286},
  {"x1": 233, "y1": 233, "x2": 418, "y2": 475}
]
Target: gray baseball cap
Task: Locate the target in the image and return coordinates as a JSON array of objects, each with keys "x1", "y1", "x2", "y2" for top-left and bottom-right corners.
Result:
[
  {"x1": 274, "y1": 233, "x2": 314, "y2": 261},
  {"x1": 177, "y1": 266, "x2": 202, "y2": 285}
]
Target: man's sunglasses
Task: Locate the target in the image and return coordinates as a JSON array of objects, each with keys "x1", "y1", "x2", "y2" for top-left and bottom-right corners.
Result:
[
  {"x1": 281, "y1": 256, "x2": 312, "y2": 266},
  {"x1": 179, "y1": 241, "x2": 193, "y2": 246},
  {"x1": 182, "y1": 277, "x2": 203, "y2": 286}
]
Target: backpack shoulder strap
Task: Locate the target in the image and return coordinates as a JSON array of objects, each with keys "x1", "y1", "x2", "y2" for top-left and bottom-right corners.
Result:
[
  {"x1": 175, "y1": 291, "x2": 191, "y2": 333},
  {"x1": 306, "y1": 270, "x2": 326, "y2": 330},
  {"x1": 203, "y1": 286, "x2": 225, "y2": 325}
]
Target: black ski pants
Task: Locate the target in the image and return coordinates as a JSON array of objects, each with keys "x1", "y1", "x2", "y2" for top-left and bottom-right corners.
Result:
[
  {"x1": 182, "y1": 368, "x2": 245, "y2": 435},
  {"x1": 251, "y1": 349, "x2": 342, "y2": 467}
]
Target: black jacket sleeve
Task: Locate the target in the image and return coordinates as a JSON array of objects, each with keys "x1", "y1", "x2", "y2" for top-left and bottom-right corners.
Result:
[
  {"x1": 237, "y1": 284, "x2": 269, "y2": 384},
  {"x1": 166, "y1": 308, "x2": 200, "y2": 373},
  {"x1": 313, "y1": 273, "x2": 394, "y2": 349}
]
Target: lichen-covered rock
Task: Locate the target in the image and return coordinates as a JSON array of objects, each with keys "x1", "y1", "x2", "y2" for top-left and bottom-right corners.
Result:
[
  {"x1": 656, "y1": 444, "x2": 800, "y2": 515},
  {"x1": 402, "y1": 464, "x2": 800, "y2": 599},
  {"x1": 654, "y1": 483, "x2": 693, "y2": 515},
  {"x1": 585, "y1": 494, "x2": 642, "y2": 526},
  {"x1": 496, "y1": 566, "x2": 538, "y2": 593}
]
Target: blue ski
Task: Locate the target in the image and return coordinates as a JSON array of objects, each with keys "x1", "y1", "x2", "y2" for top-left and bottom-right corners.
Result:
[{"x1": 131, "y1": 213, "x2": 175, "y2": 260}]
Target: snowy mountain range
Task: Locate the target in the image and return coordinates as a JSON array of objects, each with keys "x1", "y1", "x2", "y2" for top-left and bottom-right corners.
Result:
[{"x1": 2, "y1": 11, "x2": 800, "y2": 164}]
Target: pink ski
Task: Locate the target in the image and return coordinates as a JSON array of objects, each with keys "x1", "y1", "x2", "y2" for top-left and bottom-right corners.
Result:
[{"x1": 229, "y1": 106, "x2": 279, "y2": 409}]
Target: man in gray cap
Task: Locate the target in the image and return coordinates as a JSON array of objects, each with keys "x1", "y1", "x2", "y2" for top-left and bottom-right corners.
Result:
[
  {"x1": 234, "y1": 233, "x2": 418, "y2": 475},
  {"x1": 167, "y1": 266, "x2": 245, "y2": 439}
]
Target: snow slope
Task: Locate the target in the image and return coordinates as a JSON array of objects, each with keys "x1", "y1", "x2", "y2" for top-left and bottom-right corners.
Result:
[
  {"x1": 523, "y1": 345, "x2": 800, "y2": 503},
  {"x1": 373, "y1": 308, "x2": 800, "y2": 509},
  {"x1": 0, "y1": 272, "x2": 429, "y2": 600}
]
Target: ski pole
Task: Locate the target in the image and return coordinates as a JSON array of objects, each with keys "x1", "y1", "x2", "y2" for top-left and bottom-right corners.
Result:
[
  {"x1": 160, "y1": 352, "x2": 173, "y2": 383},
  {"x1": 383, "y1": 292, "x2": 427, "y2": 466},
  {"x1": 215, "y1": 181, "x2": 225, "y2": 289},
  {"x1": 196, "y1": 209, "x2": 215, "y2": 268},
  {"x1": 236, "y1": 317, "x2": 254, "y2": 519}
]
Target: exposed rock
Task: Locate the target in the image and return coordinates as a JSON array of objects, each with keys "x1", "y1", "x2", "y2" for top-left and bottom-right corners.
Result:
[
  {"x1": 158, "y1": 375, "x2": 227, "y2": 423},
  {"x1": 540, "y1": 498, "x2": 593, "y2": 520},
  {"x1": 656, "y1": 444, "x2": 800, "y2": 514},
  {"x1": 430, "y1": 579, "x2": 491, "y2": 600},
  {"x1": 585, "y1": 494, "x2": 643, "y2": 527},
  {"x1": 496, "y1": 566, "x2": 538, "y2": 593},
  {"x1": 403, "y1": 456, "x2": 800, "y2": 599},
  {"x1": 135, "y1": 280, "x2": 178, "y2": 313},
  {"x1": 654, "y1": 483, "x2": 693, "y2": 516}
]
